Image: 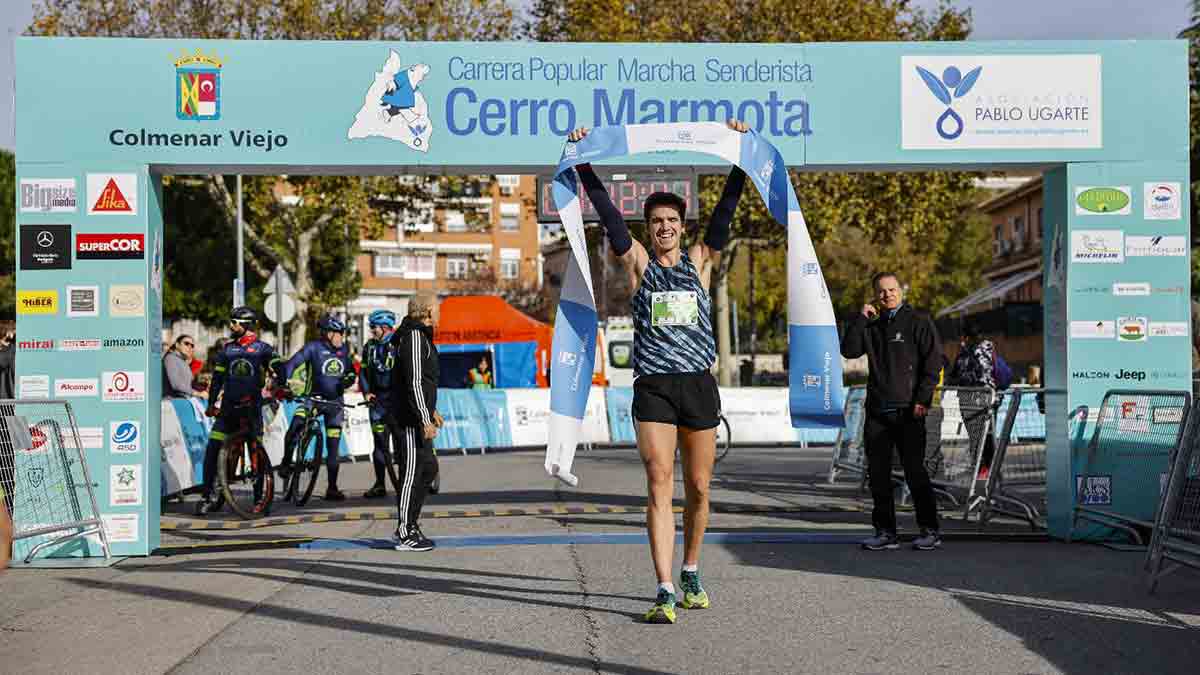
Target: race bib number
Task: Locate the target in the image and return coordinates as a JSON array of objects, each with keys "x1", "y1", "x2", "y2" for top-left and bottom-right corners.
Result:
[{"x1": 651, "y1": 291, "x2": 699, "y2": 327}]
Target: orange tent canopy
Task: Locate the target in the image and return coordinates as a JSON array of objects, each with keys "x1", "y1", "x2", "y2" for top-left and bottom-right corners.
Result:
[{"x1": 434, "y1": 295, "x2": 551, "y2": 387}]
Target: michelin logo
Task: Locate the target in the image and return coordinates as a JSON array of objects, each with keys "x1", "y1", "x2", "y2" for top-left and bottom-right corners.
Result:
[{"x1": 348, "y1": 50, "x2": 433, "y2": 152}]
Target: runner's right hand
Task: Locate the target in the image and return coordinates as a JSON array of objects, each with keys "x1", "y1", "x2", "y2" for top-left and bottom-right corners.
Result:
[
  {"x1": 568, "y1": 127, "x2": 590, "y2": 143},
  {"x1": 862, "y1": 304, "x2": 879, "y2": 319},
  {"x1": 204, "y1": 405, "x2": 218, "y2": 418}
]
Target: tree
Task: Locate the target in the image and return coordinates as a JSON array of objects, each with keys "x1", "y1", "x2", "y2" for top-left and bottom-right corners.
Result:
[
  {"x1": 525, "y1": 0, "x2": 981, "y2": 382},
  {"x1": 0, "y1": 150, "x2": 14, "y2": 318},
  {"x1": 29, "y1": 0, "x2": 515, "y2": 340},
  {"x1": 1179, "y1": 3, "x2": 1200, "y2": 296}
]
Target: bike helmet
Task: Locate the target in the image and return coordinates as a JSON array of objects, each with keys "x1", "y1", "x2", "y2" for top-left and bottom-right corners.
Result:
[
  {"x1": 318, "y1": 314, "x2": 347, "y2": 333},
  {"x1": 230, "y1": 306, "x2": 257, "y2": 326},
  {"x1": 368, "y1": 309, "x2": 397, "y2": 328}
]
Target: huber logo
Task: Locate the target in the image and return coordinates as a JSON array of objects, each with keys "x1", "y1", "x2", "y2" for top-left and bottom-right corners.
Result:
[
  {"x1": 17, "y1": 290, "x2": 58, "y2": 315},
  {"x1": 914, "y1": 64, "x2": 982, "y2": 140},
  {"x1": 1075, "y1": 186, "x2": 1131, "y2": 215},
  {"x1": 348, "y1": 51, "x2": 433, "y2": 152},
  {"x1": 87, "y1": 174, "x2": 138, "y2": 215},
  {"x1": 175, "y1": 49, "x2": 223, "y2": 121},
  {"x1": 76, "y1": 234, "x2": 145, "y2": 260}
]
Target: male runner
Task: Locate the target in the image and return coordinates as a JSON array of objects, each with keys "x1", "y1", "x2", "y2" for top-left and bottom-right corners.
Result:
[
  {"x1": 567, "y1": 120, "x2": 748, "y2": 623},
  {"x1": 196, "y1": 307, "x2": 277, "y2": 515},
  {"x1": 277, "y1": 314, "x2": 357, "y2": 501}
]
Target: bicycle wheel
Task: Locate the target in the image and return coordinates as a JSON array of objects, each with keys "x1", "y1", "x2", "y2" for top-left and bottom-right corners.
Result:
[
  {"x1": 714, "y1": 415, "x2": 732, "y2": 464},
  {"x1": 292, "y1": 426, "x2": 323, "y2": 507},
  {"x1": 219, "y1": 438, "x2": 274, "y2": 519}
]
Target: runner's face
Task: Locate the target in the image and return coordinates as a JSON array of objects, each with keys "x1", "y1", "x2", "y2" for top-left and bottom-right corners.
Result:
[
  {"x1": 648, "y1": 206, "x2": 683, "y2": 254},
  {"x1": 327, "y1": 331, "x2": 345, "y2": 348},
  {"x1": 229, "y1": 321, "x2": 247, "y2": 337},
  {"x1": 875, "y1": 276, "x2": 903, "y2": 310},
  {"x1": 369, "y1": 325, "x2": 384, "y2": 340}
]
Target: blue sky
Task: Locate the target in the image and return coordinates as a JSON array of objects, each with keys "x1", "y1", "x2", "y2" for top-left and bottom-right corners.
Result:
[{"x1": 1, "y1": 0, "x2": 1193, "y2": 150}]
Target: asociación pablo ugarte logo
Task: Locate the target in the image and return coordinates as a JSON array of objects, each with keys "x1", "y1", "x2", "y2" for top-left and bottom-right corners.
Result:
[
  {"x1": 914, "y1": 64, "x2": 982, "y2": 140},
  {"x1": 348, "y1": 50, "x2": 433, "y2": 152},
  {"x1": 175, "y1": 49, "x2": 222, "y2": 121}
]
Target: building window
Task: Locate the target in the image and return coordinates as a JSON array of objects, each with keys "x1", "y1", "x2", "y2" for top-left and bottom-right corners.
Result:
[
  {"x1": 500, "y1": 202, "x2": 521, "y2": 231},
  {"x1": 374, "y1": 254, "x2": 406, "y2": 277},
  {"x1": 444, "y1": 210, "x2": 467, "y2": 233},
  {"x1": 1036, "y1": 207, "x2": 1043, "y2": 240},
  {"x1": 446, "y1": 256, "x2": 469, "y2": 279},
  {"x1": 500, "y1": 259, "x2": 520, "y2": 279},
  {"x1": 1013, "y1": 216, "x2": 1025, "y2": 248},
  {"x1": 497, "y1": 174, "x2": 520, "y2": 195}
]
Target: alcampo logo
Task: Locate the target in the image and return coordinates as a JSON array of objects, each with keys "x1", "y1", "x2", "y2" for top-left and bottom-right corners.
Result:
[
  {"x1": 914, "y1": 64, "x2": 982, "y2": 140},
  {"x1": 1075, "y1": 186, "x2": 1131, "y2": 214},
  {"x1": 175, "y1": 49, "x2": 223, "y2": 121}
]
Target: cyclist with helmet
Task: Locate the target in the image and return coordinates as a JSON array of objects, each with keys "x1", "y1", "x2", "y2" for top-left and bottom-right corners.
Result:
[
  {"x1": 360, "y1": 309, "x2": 403, "y2": 498},
  {"x1": 196, "y1": 307, "x2": 278, "y2": 515},
  {"x1": 276, "y1": 314, "x2": 358, "y2": 500}
]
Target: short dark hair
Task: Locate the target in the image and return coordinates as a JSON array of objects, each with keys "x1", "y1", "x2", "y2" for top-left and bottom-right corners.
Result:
[
  {"x1": 643, "y1": 192, "x2": 687, "y2": 222},
  {"x1": 962, "y1": 320, "x2": 982, "y2": 340},
  {"x1": 871, "y1": 272, "x2": 900, "y2": 290}
]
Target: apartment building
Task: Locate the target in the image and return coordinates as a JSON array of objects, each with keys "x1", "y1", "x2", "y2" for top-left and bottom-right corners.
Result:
[
  {"x1": 939, "y1": 175, "x2": 1045, "y2": 370},
  {"x1": 346, "y1": 175, "x2": 542, "y2": 332}
]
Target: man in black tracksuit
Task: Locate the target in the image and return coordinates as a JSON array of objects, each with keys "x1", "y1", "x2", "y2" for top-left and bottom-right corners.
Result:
[
  {"x1": 391, "y1": 292, "x2": 441, "y2": 552},
  {"x1": 840, "y1": 272, "x2": 944, "y2": 551}
]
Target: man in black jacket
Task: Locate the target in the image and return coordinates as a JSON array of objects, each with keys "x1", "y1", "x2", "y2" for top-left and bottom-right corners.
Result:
[
  {"x1": 390, "y1": 292, "x2": 442, "y2": 552},
  {"x1": 841, "y1": 272, "x2": 943, "y2": 551}
]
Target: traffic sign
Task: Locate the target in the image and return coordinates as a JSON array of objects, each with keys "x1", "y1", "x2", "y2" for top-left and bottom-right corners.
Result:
[
  {"x1": 265, "y1": 265, "x2": 296, "y2": 295},
  {"x1": 264, "y1": 293, "x2": 296, "y2": 324}
]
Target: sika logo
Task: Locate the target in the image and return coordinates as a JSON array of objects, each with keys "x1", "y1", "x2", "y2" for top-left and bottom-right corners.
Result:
[
  {"x1": 175, "y1": 49, "x2": 223, "y2": 121},
  {"x1": 87, "y1": 174, "x2": 138, "y2": 215},
  {"x1": 76, "y1": 234, "x2": 145, "y2": 260},
  {"x1": 914, "y1": 64, "x2": 982, "y2": 140}
]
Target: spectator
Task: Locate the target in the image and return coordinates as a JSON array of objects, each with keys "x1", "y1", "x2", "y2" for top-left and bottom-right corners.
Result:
[
  {"x1": 946, "y1": 321, "x2": 1000, "y2": 480},
  {"x1": 162, "y1": 335, "x2": 196, "y2": 399},
  {"x1": 840, "y1": 271, "x2": 944, "y2": 551},
  {"x1": 0, "y1": 323, "x2": 15, "y2": 399},
  {"x1": 467, "y1": 355, "x2": 494, "y2": 390}
]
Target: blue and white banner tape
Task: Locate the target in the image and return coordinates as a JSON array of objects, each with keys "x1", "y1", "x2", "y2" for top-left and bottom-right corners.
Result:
[{"x1": 546, "y1": 123, "x2": 845, "y2": 485}]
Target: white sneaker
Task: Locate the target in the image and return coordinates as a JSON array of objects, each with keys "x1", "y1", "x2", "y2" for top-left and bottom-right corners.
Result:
[{"x1": 860, "y1": 531, "x2": 900, "y2": 551}]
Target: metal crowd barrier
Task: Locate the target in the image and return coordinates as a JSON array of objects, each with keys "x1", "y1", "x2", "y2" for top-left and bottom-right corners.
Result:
[
  {"x1": 976, "y1": 387, "x2": 1050, "y2": 531},
  {"x1": 1146, "y1": 399, "x2": 1200, "y2": 593},
  {"x1": 1068, "y1": 389, "x2": 1191, "y2": 545},
  {"x1": 827, "y1": 385, "x2": 868, "y2": 484},
  {"x1": 0, "y1": 400, "x2": 111, "y2": 563}
]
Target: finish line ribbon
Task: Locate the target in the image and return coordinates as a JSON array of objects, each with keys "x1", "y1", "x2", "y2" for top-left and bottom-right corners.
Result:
[{"x1": 545, "y1": 122, "x2": 845, "y2": 486}]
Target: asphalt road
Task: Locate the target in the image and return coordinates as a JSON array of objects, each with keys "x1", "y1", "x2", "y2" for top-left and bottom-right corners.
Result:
[{"x1": 3, "y1": 447, "x2": 1199, "y2": 674}]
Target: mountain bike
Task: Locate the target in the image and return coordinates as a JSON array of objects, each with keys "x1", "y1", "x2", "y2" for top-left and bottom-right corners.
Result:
[
  {"x1": 280, "y1": 395, "x2": 357, "y2": 507},
  {"x1": 217, "y1": 400, "x2": 275, "y2": 519}
]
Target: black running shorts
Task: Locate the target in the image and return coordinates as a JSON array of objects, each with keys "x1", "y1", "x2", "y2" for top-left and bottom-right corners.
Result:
[{"x1": 631, "y1": 371, "x2": 721, "y2": 430}]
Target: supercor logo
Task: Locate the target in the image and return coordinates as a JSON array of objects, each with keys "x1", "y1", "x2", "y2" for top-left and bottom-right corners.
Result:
[{"x1": 76, "y1": 234, "x2": 145, "y2": 260}]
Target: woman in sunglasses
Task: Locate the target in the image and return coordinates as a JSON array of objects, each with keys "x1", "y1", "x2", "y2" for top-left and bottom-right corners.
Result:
[{"x1": 163, "y1": 334, "x2": 196, "y2": 399}]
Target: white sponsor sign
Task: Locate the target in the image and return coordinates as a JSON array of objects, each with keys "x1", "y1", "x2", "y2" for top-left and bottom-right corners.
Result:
[
  {"x1": 86, "y1": 173, "x2": 138, "y2": 215},
  {"x1": 102, "y1": 371, "x2": 146, "y2": 402},
  {"x1": 1112, "y1": 282, "x2": 1150, "y2": 296},
  {"x1": 110, "y1": 420, "x2": 142, "y2": 454},
  {"x1": 1153, "y1": 407, "x2": 1185, "y2": 424},
  {"x1": 66, "y1": 285, "x2": 100, "y2": 317},
  {"x1": 19, "y1": 178, "x2": 78, "y2": 213},
  {"x1": 1116, "y1": 316, "x2": 1148, "y2": 343},
  {"x1": 160, "y1": 401, "x2": 196, "y2": 494},
  {"x1": 1071, "y1": 230, "x2": 1124, "y2": 263},
  {"x1": 901, "y1": 54, "x2": 1102, "y2": 150},
  {"x1": 1070, "y1": 321, "x2": 1115, "y2": 339},
  {"x1": 55, "y1": 378, "x2": 98, "y2": 398},
  {"x1": 1144, "y1": 182, "x2": 1182, "y2": 220},
  {"x1": 109, "y1": 284, "x2": 146, "y2": 317},
  {"x1": 109, "y1": 464, "x2": 143, "y2": 506},
  {"x1": 1116, "y1": 398, "x2": 1151, "y2": 434},
  {"x1": 101, "y1": 514, "x2": 140, "y2": 544},
  {"x1": 66, "y1": 427, "x2": 105, "y2": 450},
  {"x1": 506, "y1": 387, "x2": 610, "y2": 446},
  {"x1": 60, "y1": 339, "x2": 102, "y2": 351},
  {"x1": 1149, "y1": 322, "x2": 1189, "y2": 338},
  {"x1": 1126, "y1": 235, "x2": 1187, "y2": 257},
  {"x1": 18, "y1": 375, "x2": 50, "y2": 399},
  {"x1": 715, "y1": 388, "x2": 806, "y2": 444}
]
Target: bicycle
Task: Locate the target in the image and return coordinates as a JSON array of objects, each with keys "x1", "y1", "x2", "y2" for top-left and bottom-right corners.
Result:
[
  {"x1": 217, "y1": 400, "x2": 275, "y2": 519},
  {"x1": 714, "y1": 414, "x2": 733, "y2": 464},
  {"x1": 280, "y1": 394, "x2": 358, "y2": 507}
]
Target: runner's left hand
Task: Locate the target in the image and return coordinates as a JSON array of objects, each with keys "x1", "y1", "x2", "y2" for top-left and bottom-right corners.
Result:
[
  {"x1": 433, "y1": 411, "x2": 444, "y2": 428},
  {"x1": 726, "y1": 119, "x2": 749, "y2": 133}
]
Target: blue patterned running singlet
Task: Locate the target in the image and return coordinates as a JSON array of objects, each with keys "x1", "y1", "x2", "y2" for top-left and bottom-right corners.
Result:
[{"x1": 631, "y1": 253, "x2": 716, "y2": 376}]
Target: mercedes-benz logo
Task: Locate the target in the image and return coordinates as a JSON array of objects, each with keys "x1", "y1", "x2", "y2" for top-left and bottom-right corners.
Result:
[{"x1": 36, "y1": 231, "x2": 54, "y2": 248}]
